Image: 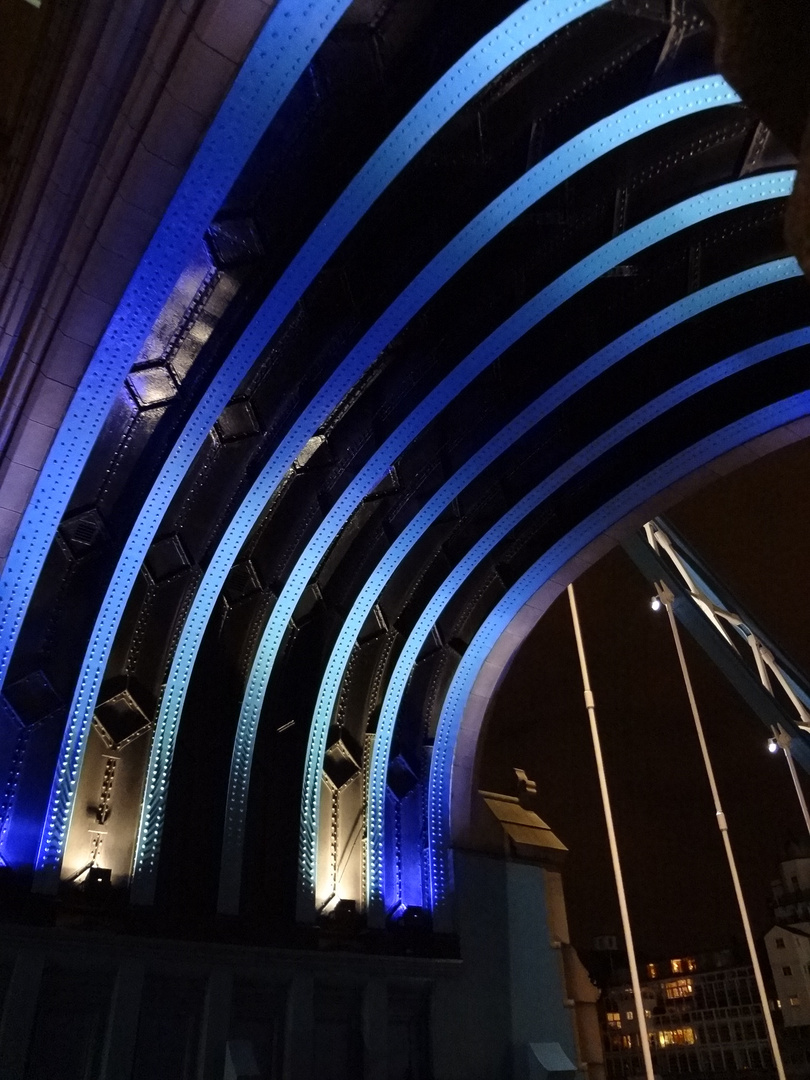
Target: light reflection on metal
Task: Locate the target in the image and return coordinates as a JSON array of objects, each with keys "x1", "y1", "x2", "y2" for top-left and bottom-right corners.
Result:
[
  {"x1": 429, "y1": 387, "x2": 810, "y2": 928},
  {"x1": 0, "y1": 0, "x2": 355, "y2": 711},
  {"x1": 216, "y1": 75, "x2": 743, "y2": 915},
  {"x1": 315, "y1": 173, "x2": 798, "y2": 916},
  {"x1": 127, "y1": 0, "x2": 618, "y2": 905},
  {"x1": 3, "y1": 0, "x2": 357, "y2": 872},
  {"x1": 770, "y1": 727, "x2": 810, "y2": 839},
  {"x1": 34, "y1": 0, "x2": 614, "y2": 889}
]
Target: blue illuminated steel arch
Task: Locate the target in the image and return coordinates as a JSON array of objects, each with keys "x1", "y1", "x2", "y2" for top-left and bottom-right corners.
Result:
[
  {"x1": 426, "y1": 376, "x2": 810, "y2": 927},
  {"x1": 297, "y1": 173, "x2": 795, "y2": 918},
  {"x1": 373, "y1": 327, "x2": 810, "y2": 920},
  {"x1": 31, "y1": 0, "x2": 614, "y2": 887},
  {"x1": 2, "y1": 0, "x2": 358, "y2": 869},
  {"x1": 0, "y1": 0, "x2": 356, "y2": 704},
  {"x1": 217, "y1": 76, "x2": 740, "y2": 914}
]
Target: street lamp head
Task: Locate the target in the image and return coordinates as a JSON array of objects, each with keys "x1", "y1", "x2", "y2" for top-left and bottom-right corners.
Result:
[{"x1": 650, "y1": 596, "x2": 661, "y2": 612}]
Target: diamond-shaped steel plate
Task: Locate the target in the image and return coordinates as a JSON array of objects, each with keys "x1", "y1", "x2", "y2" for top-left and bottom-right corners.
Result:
[
  {"x1": 4, "y1": 670, "x2": 63, "y2": 727},
  {"x1": 323, "y1": 733, "x2": 360, "y2": 790},
  {"x1": 59, "y1": 508, "x2": 107, "y2": 559},
  {"x1": 145, "y1": 534, "x2": 191, "y2": 583},
  {"x1": 94, "y1": 689, "x2": 150, "y2": 748}
]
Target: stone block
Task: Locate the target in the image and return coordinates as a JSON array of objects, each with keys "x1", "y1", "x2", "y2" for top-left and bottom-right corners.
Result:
[
  {"x1": 23, "y1": 372, "x2": 74, "y2": 428},
  {"x1": 142, "y1": 92, "x2": 208, "y2": 169},
  {"x1": 194, "y1": 0, "x2": 269, "y2": 65},
  {"x1": 0, "y1": 460, "x2": 39, "y2": 513},
  {"x1": 58, "y1": 286, "x2": 115, "y2": 349},
  {"x1": 168, "y1": 32, "x2": 236, "y2": 118},
  {"x1": 8, "y1": 418, "x2": 55, "y2": 471}
]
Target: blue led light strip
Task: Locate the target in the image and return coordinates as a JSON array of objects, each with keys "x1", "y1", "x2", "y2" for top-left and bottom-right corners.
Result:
[
  {"x1": 217, "y1": 76, "x2": 741, "y2": 913},
  {"x1": 375, "y1": 326, "x2": 810, "y2": 919},
  {"x1": 427, "y1": 370, "x2": 810, "y2": 926},
  {"x1": 0, "y1": 0, "x2": 355, "y2": 704},
  {"x1": 56, "y1": 0, "x2": 612, "y2": 898},
  {"x1": 297, "y1": 173, "x2": 795, "y2": 916}
]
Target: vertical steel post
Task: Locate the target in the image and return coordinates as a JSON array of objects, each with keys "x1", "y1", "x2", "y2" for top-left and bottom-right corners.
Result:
[{"x1": 568, "y1": 584, "x2": 655, "y2": 1080}]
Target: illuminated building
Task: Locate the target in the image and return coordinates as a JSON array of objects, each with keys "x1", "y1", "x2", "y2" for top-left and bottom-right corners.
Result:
[
  {"x1": 602, "y1": 952, "x2": 775, "y2": 1080},
  {"x1": 0, "y1": 0, "x2": 808, "y2": 1077}
]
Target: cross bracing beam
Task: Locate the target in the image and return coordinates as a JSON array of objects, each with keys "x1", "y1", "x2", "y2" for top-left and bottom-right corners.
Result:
[
  {"x1": 623, "y1": 519, "x2": 810, "y2": 767},
  {"x1": 652, "y1": 517, "x2": 810, "y2": 727}
]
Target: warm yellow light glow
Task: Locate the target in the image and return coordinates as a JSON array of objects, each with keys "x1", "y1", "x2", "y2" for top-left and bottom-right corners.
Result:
[
  {"x1": 647, "y1": 963, "x2": 658, "y2": 978},
  {"x1": 664, "y1": 978, "x2": 694, "y2": 999},
  {"x1": 658, "y1": 1028, "x2": 696, "y2": 1047},
  {"x1": 607, "y1": 1012, "x2": 621, "y2": 1029},
  {"x1": 671, "y1": 958, "x2": 683, "y2": 973}
]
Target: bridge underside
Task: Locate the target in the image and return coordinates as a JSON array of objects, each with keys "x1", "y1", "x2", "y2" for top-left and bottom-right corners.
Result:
[{"x1": 0, "y1": 0, "x2": 807, "y2": 958}]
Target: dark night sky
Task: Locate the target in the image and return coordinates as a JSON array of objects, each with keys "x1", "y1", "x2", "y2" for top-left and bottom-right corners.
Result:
[{"x1": 482, "y1": 435, "x2": 810, "y2": 960}]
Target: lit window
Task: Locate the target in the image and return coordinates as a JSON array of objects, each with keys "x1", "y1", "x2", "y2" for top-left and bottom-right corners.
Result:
[
  {"x1": 784, "y1": 966, "x2": 793, "y2": 977},
  {"x1": 607, "y1": 1012, "x2": 621, "y2": 1029},
  {"x1": 665, "y1": 978, "x2": 694, "y2": 999},
  {"x1": 621, "y1": 1035, "x2": 634, "y2": 1049},
  {"x1": 776, "y1": 938, "x2": 786, "y2": 949},
  {"x1": 626, "y1": 1011, "x2": 634, "y2": 1021},
  {"x1": 645, "y1": 1010, "x2": 652, "y2": 1019},
  {"x1": 647, "y1": 963, "x2": 658, "y2": 979},
  {"x1": 658, "y1": 1028, "x2": 696, "y2": 1047},
  {"x1": 671, "y1": 959, "x2": 683, "y2": 974},
  {"x1": 686, "y1": 958, "x2": 697, "y2": 972},
  {"x1": 790, "y1": 996, "x2": 800, "y2": 1007}
]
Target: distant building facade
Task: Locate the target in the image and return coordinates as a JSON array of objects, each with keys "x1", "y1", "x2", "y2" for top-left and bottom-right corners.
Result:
[
  {"x1": 766, "y1": 841, "x2": 810, "y2": 1027},
  {"x1": 763, "y1": 841, "x2": 810, "y2": 1080},
  {"x1": 766, "y1": 926, "x2": 810, "y2": 1029},
  {"x1": 600, "y1": 951, "x2": 775, "y2": 1080}
]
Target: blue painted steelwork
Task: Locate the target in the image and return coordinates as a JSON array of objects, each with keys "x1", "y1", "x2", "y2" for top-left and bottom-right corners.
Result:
[
  {"x1": 377, "y1": 327, "x2": 810, "y2": 918},
  {"x1": 0, "y1": 0, "x2": 357, "y2": 866},
  {"x1": 427, "y1": 369, "x2": 810, "y2": 926},
  {"x1": 217, "y1": 77, "x2": 741, "y2": 913},
  {"x1": 0, "y1": 0, "x2": 354, "y2": 712},
  {"x1": 297, "y1": 173, "x2": 795, "y2": 916},
  {"x1": 108, "y1": 0, "x2": 615, "y2": 900},
  {"x1": 645, "y1": 520, "x2": 810, "y2": 716}
]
